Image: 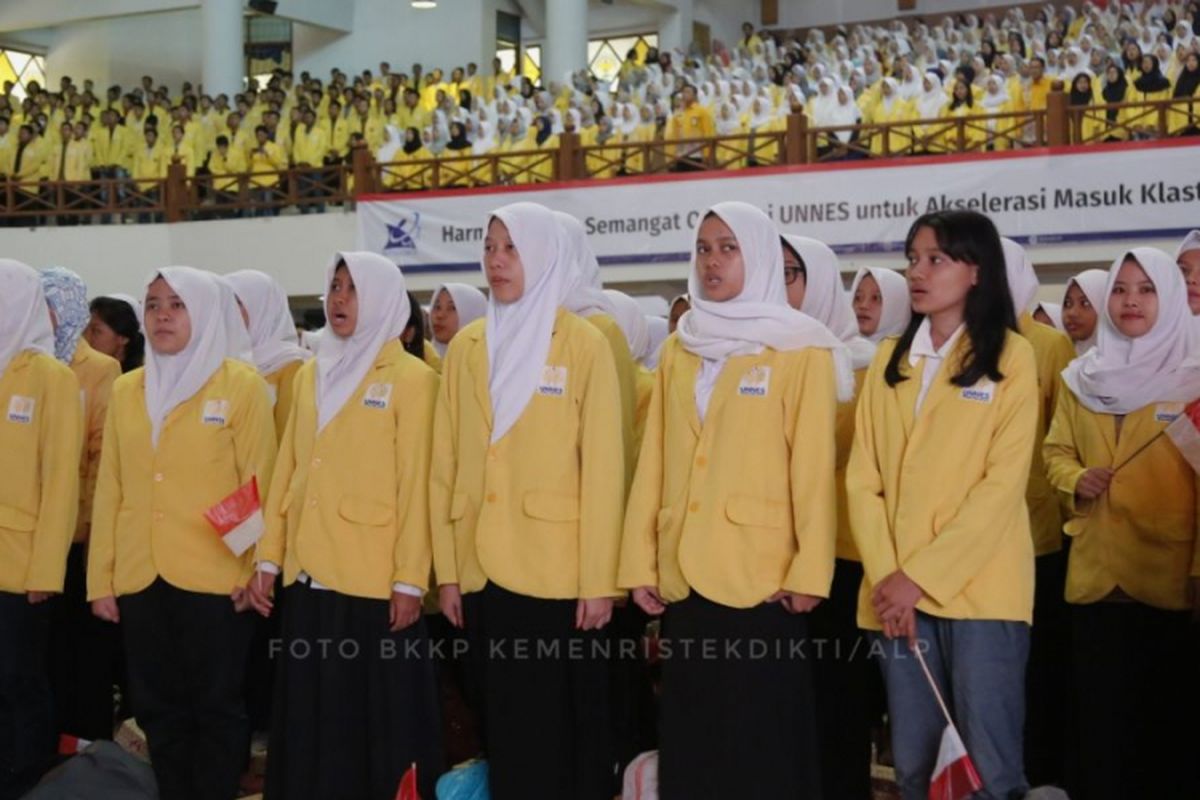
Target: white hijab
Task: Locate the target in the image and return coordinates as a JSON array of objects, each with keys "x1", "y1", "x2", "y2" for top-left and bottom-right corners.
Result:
[
  {"x1": 602, "y1": 289, "x2": 652, "y2": 362},
  {"x1": 0, "y1": 259, "x2": 55, "y2": 375},
  {"x1": 1038, "y1": 302, "x2": 1064, "y2": 331},
  {"x1": 783, "y1": 235, "x2": 876, "y2": 370},
  {"x1": 486, "y1": 202, "x2": 570, "y2": 443},
  {"x1": 1175, "y1": 229, "x2": 1200, "y2": 350},
  {"x1": 143, "y1": 267, "x2": 233, "y2": 447},
  {"x1": 314, "y1": 251, "x2": 410, "y2": 432},
  {"x1": 211, "y1": 275, "x2": 255, "y2": 365},
  {"x1": 1062, "y1": 248, "x2": 1200, "y2": 414},
  {"x1": 430, "y1": 282, "x2": 488, "y2": 356},
  {"x1": 1064, "y1": 268, "x2": 1108, "y2": 355},
  {"x1": 677, "y1": 202, "x2": 855, "y2": 401},
  {"x1": 850, "y1": 266, "x2": 913, "y2": 342},
  {"x1": 1000, "y1": 237, "x2": 1040, "y2": 318},
  {"x1": 553, "y1": 210, "x2": 616, "y2": 319},
  {"x1": 916, "y1": 72, "x2": 947, "y2": 119},
  {"x1": 644, "y1": 316, "x2": 669, "y2": 369},
  {"x1": 224, "y1": 269, "x2": 309, "y2": 376}
]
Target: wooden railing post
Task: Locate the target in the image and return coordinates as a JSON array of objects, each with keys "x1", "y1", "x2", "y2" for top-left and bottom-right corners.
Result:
[
  {"x1": 165, "y1": 159, "x2": 187, "y2": 222},
  {"x1": 351, "y1": 144, "x2": 375, "y2": 198},
  {"x1": 786, "y1": 109, "x2": 808, "y2": 164},
  {"x1": 557, "y1": 132, "x2": 580, "y2": 180},
  {"x1": 1046, "y1": 80, "x2": 1068, "y2": 146}
]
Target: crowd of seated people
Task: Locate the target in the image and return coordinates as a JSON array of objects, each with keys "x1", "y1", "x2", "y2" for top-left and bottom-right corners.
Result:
[{"x1": 1, "y1": 1, "x2": 1198, "y2": 223}]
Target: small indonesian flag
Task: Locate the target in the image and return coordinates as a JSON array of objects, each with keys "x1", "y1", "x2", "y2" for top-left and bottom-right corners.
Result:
[
  {"x1": 204, "y1": 477, "x2": 265, "y2": 556},
  {"x1": 58, "y1": 734, "x2": 92, "y2": 755},
  {"x1": 1165, "y1": 398, "x2": 1200, "y2": 473},
  {"x1": 394, "y1": 763, "x2": 420, "y2": 800},
  {"x1": 929, "y1": 723, "x2": 983, "y2": 800}
]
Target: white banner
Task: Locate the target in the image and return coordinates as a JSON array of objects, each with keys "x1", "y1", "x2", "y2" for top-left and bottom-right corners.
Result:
[{"x1": 358, "y1": 140, "x2": 1200, "y2": 272}]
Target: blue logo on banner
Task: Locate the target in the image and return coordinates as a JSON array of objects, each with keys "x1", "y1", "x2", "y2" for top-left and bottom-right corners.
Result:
[{"x1": 385, "y1": 211, "x2": 421, "y2": 251}]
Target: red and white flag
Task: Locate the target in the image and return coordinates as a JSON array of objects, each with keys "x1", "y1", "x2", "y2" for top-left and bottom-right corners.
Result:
[
  {"x1": 204, "y1": 477, "x2": 265, "y2": 556},
  {"x1": 929, "y1": 723, "x2": 983, "y2": 800},
  {"x1": 1165, "y1": 398, "x2": 1200, "y2": 473},
  {"x1": 58, "y1": 734, "x2": 92, "y2": 755},
  {"x1": 394, "y1": 763, "x2": 420, "y2": 800}
]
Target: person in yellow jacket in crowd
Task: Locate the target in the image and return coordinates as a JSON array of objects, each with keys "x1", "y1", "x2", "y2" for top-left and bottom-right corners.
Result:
[
  {"x1": 248, "y1": 125, "x2": 286, "y2": 216},
  {"x1": 517, "y1": 115, "x2": 558, "y2": 184},
  {"x1": 1068, "y1": 72, "x2": 1107, "y2": 143},
  {"x1": 290, "y1": 107, "x2": 329, "y2": 213},
  {"x1": 867, "y1": 77, "x2": 914, "y2": 156},
  {"x1": 87, "y1": 267, "x2": 276, "y2": 800},
  {"x1": 1168, "y1": 51, "x2": 1199, "y2": 134},
  {"x1": 41, "y1": 267, "x2": 122, "y2": 744},
  {"x1": 600, "y1": 288, "x2": 654, "y2": 455},
  {"x1": 666, "y1": 84, "x2": 715, "y2": 169},
  {"x1": 61, "y1": 121, "x2": 93, "y2": 182},
  {"x1": 319, "y1": 100, "x2": 352, "y2": 160},
  {"x1": 129, "y1": 127, "x2": 165, "y2": 221},
  {"x1": 208, "y1": 134, "x2": 247, "y2": 205},
  {"x1": 7, "y1": 124, "x2": 48, "y2": 184},
  {"x1": 620, "y1": 202, "x2": 841, "y2": 797},
  {"x1": 1044, "y1": 248, "x2": 1200, "y2": 800},
  {"x1": 381, "y1": 127, "x2": 435, "y2": 190},
  {"x1": 432, "y1": 202, "x2": 624, "y2": 800},
  {"x1": 847, "y1": 210, "x2": 1037, "y2": 800},
  {"x1": 0, "y1": 260, "x2": 82, "y2": 797},
  {"x1": 245, "y1": 252, "x2": 442, "y2": 800},
  {"x1": 999, "y1": 237, "x2": 1076, "y2": 787}
]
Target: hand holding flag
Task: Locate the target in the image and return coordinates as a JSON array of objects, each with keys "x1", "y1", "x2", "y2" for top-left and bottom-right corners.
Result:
[{"x1": 204, "y1": 477, "x2": 265, "y2": 556}]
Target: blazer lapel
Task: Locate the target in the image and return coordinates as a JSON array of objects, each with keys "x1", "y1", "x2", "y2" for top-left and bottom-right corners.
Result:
[
  {"x1": 670, "y1": 349, "x2": 702, "y2": 437},
  {"x1": 467, "y1": 332, "x2": 493, "y2": 431}
]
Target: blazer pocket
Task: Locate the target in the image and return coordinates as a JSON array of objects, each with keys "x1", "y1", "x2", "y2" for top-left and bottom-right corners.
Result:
[
  {"x1": 1146, "y1": 512, "x2": 1195, "y2": 543},
  {"x1": 0, "y1": 503, "x2": 36, "y2": 532},
  {"x1": 724, "y1": 495, "x2": 788, "y2": 529},
  {"x1": 337, "y1": 495, "x2": 395, "y2": 527},
  {"x1": 523, "y1": 491, "x2": 580, "y2": 523}
]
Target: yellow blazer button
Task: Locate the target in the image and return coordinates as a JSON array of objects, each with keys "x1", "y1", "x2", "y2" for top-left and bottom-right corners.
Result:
[
  {"x1": 689, "y1": 501, "x2": 700, "y2": 513},
  {"x1": 696, "y1": 456, "x2": 707, "y2": 468},
  {"x1": 486, "y1": 492, "x2": 497, "y2": 503}
]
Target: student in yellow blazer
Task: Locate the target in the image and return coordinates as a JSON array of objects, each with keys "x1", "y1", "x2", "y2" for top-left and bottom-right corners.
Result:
[
  {"x1": 0, "y1": 261, "x2": 82, "y2": 793},
  {"x1": 245, "y1": 252, "x2": 442, "y2": 800},
  {"x1": 1168, "y1": 51, "x2": 1200, "y2": 134},
  {"x1": 1129, "y1": 55, "x2": 1174, "y2": 134},
  {"x1": 847, "y1": 211, "x2": 1038, "y2": 800},
  {"x1": 431, "y1": 202, "x2": 624, "y2": 800},
  {"x1": 428, "y1": 283, "x2": 488, "y2": 362},
  {"x1": 87, "y1": 267, "x2": 276, "y2": 800},
  {"x1": 41, "y1": 267, "x2": 122, "y2": 743},
  {"x1": 868, "y1": 78, "x2": 915, "y2": 156},
  {"x1": 999, "y1": 236, "x2": 1078, "y2": 786},
  {"x1": 619, "y1": 203, "x2": 845, "y2": 799},
  {"x1": 779, "y1": 234, "x2": 880, "y2": 800},
  {"x1": 1043, "y1": 248, "x2": 1200, "y2": 800},
  {"x1": 601, "y1": 289, "x2": 656, "y2": 456}
]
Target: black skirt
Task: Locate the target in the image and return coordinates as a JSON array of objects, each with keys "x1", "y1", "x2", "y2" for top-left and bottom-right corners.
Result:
[
  {"x1": 265, "y1": 583, "x2": 442, "y2": 800},
  {"x1": 657, "y1": 591, "x2": 821, "y2": 800}
]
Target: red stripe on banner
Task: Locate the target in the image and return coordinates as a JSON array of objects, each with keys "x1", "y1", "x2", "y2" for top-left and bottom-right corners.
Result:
[{"x1": 356, "y1": 138, "x2": 1200, "y2": 205}]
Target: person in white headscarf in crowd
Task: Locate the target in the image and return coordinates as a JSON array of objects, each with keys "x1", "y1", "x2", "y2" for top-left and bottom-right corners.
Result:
[
  {"x1": 1176, "y1": 229, "x2": 1200, "y2": 350},
  {"x1": 850, "y1": 266, "x2": 913, "y2": 342},
  {"x1": 620, "y1": 201, "x2": 849, "y2": 799},
  {"x1": 1060, "y1": 268, "x2": 1108, "y2": 355},
  {"x1": 428, "y1": 282, "x2": 488, "y2": 358},
  {"x1": 1034, "y1": 301, "x2": 1065, "y2": 331},
  {"x1": 602, "y1": 288, "x2": 655, "y2": 456},
  {"x1": 1044, "y1": 247, "x2": 1200, "y2": 800},
  {"x1": 211, "y1": 274, "x2": 255, "y2": 366},
  {"x1": 0, "y1": 260, "x2": 82, "y2": 794},
  {"x1": 88, "y1": 266, "x2": 276, "y2": 800},
  {"x1": 248, "y1": 251, "x2": 443, "y2": 800},
  {"x1": 41, "y1": 266, "x2": 123, "y2": 743},
  {"x1": 431, "y1": 201, "x2": 624, "y2": 800},
  {"x1": 224, "y1": 269, "x2": 311, "y2": 438},
  {"x1": 644, "y1": 315, "x2": 669, "y2": 369}
]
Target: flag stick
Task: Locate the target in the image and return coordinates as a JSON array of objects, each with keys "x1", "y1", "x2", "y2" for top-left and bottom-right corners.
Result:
[
  {"x1": 1111, "y1": 430, "x2": 1164, "y2": 473},
  {"x1": 913, "y1": 644, "x2": 955, "y2": 728}
]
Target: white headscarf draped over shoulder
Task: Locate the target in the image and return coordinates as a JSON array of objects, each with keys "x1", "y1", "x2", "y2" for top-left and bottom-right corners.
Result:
[
  {"x1": 1062, "y1": 248, "x2": 1200, "y2": 414},
  {"x1": 0, "y1": 259, "x2": 55, "y2": 374},
  {"x1": 677, "y1": 202, "x2": 854, "y2": 400},
  {"x1": 224, "y1": 269, "x2": 309, "y2": 376},
  {"x1": 486, "y1": 202, "x2": 571, "y2": 442},
  {"x1": 211, "y1": 274, "x2": 255, "y2": 365},
  {"x1": 781, "y1": 235, "x2": 876, "y2": 370},
  {"x1": 314, "y1": 252, "x2": 410, "y2": 432},
  {"x1": 602, "y1": 289, "x2": 652, "y2": 361},
  {"x1": 553, "y1": 211, "x2": 617, "y2": 319}
]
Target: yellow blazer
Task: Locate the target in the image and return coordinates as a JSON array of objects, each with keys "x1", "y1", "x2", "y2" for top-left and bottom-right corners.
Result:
[
  {"x1": 835, "y1": 369, "x2": 868, "y2": 561},
  {"x1": 618, "y1": 336, "x2": 838, "y2": 609},
  {"x1": 265, "y1": 359, "x2": 304, "y2": 445},
  {"x1": 258, "y1": 341, "x2": 438, "y2": 600},
  {"x1": 71, "y1": 339, "x2": 121, "y2": 543},
  {"x1": 587, "y1": 313, "x2": 639, "y2": 490},
  {"x1": 0, "y1": 351, "x2": 83, "y2": 593},
  {"x1": 847, "y1": 332, "x2": 1038, "y2": 629},
  {"x1": 430, "y1": 310, "x2": 625, "y2": 600},
  {"x1": 1019, "y1": 316, "x2": 1076, "y2": 556},
  {"x1": 87, "y1": 360, "x2": 277, "y2": 600},
  {"x1": 1043, "y1": 387, "x2": 1199, "y2": 611},
  {"x1": 422, "y1": 343, "x2": 443, "y2": 374},
  {"x1": 634, "y1": 365, "x2": 654, "y2": 461}
]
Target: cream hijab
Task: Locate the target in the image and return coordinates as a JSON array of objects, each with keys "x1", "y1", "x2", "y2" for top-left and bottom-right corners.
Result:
[
  {"x1": 602, "y1": 289, "x2": 652, "y2": 362},
  {"x1": 224, "y1": 269, "x2": 309, "y2": 376},
  {"x1": 678, "y1": 202, "x2": 854, "y2": 401},
  {"x1": 1062, "y1": 248, "x2": 1200, "y2": 414},
  {"x1": 314, "y1": 252, "x2": 410, "y2": 432},
  {"x1": 0, "y1": 259, "x2": 55, "y2": 375},
  {"x1": 849, "y1": 266, "x2": 913, "y2": 342},
  {"x1": 782, "y1": 235, "x2": 876, "y2": 370},
  {"x1": 430, "y1": 282, "x2": 488, "y2": 356},
  {"x1": 486, "y1": 202, "x2": 570, "y2": 442}
]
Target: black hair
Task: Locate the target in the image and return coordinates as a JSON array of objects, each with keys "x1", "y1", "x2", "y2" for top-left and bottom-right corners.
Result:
[
  {"x1": 779, "y1": 236, "x2": 808, "y2": 279},
  {"x1": 215, "y1": 134, "x2": 229, "y2": 146},
  {"x1": 402, "y1": 291, "x2": 425, "y2": 360},
  {"x1": 88, "y1": 297, "x2": 145, "y2": 373},
  {"x1": 884, "y1": 210, "x2": 1016, "y2": 388}
]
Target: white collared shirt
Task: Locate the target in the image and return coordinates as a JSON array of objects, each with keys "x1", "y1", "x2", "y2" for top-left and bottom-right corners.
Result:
[
  {"x1": 908, "y1": 318, "x2": 966, "y2": 415},
  {"x1": 257, "y1": 561, "x2": 423, "y2": 597}
]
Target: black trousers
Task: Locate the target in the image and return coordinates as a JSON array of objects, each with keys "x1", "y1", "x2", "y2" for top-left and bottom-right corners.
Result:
[
  {"x1": 657, "y1": 592, "x2": 820, "y2": 800},
  {"x1": 0, "y1": 591, "x2": 53, "y2": 800},
  {"x1": 808, "y1": 558, "x2": 877, "y2": 800},
  {"x1": 1068, "y1": 600, "x2": 1195, "y2": 800},
  {"x1": 50, "y1": 543, "x2": 118, "y2": 741},
  {"x1": 464, "y1": 582, "x2": 613, "y2": 800},
  {"x1": 1024, "y1": 549, "x2": 1070, "y2": 787},
  {"x1": 119, "y1": 579, "x2": 254, "y2": 800}
]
